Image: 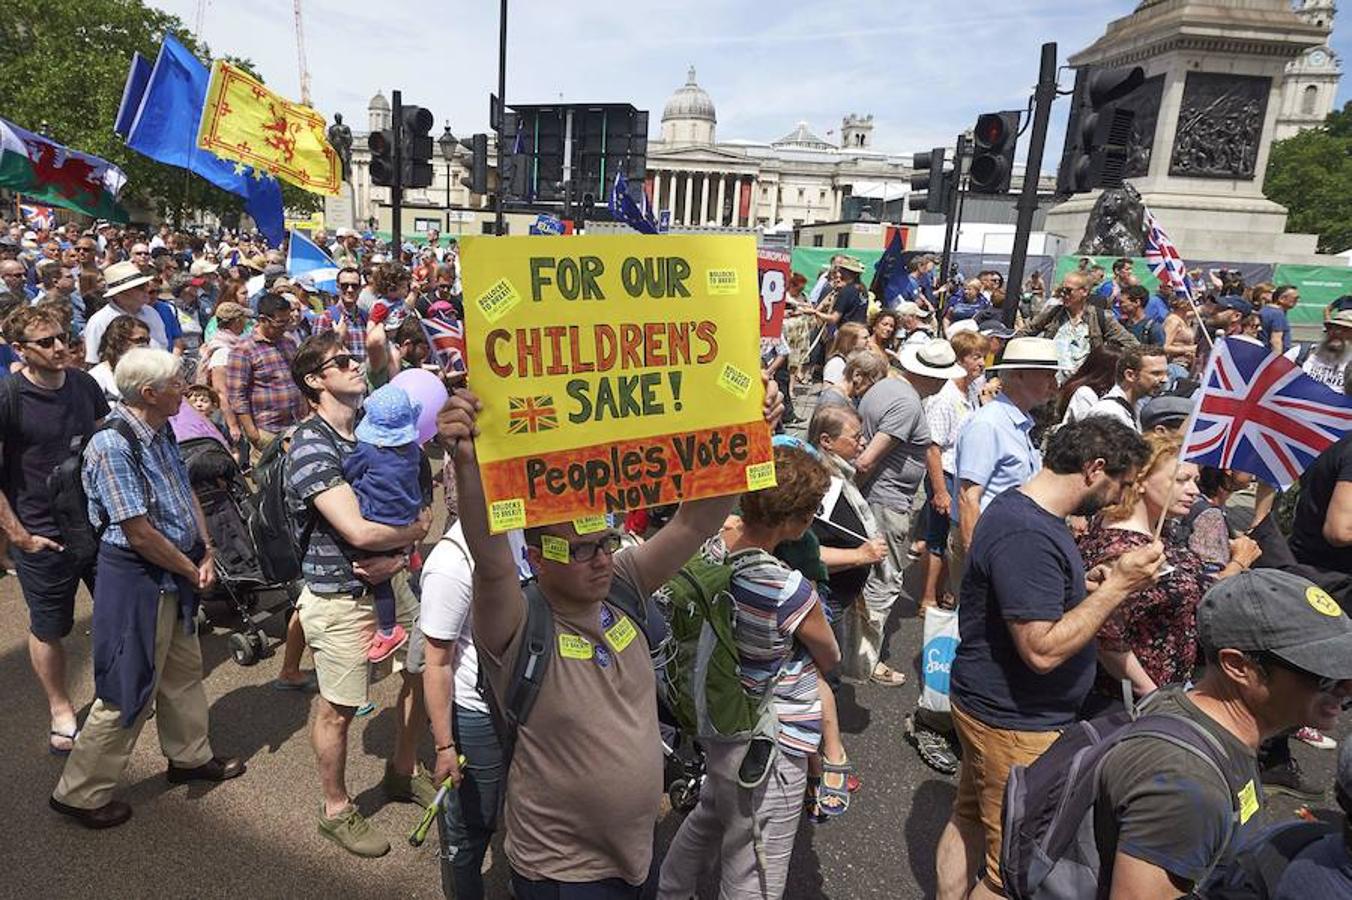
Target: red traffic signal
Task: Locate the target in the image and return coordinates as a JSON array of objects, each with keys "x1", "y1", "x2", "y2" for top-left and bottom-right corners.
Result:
[
  {"x1": 975, "y1": 113, "x2": 1010, "y2": 150},
  {"x1": 969, "y1": 111, "x2": 1020, "y2": 194}
]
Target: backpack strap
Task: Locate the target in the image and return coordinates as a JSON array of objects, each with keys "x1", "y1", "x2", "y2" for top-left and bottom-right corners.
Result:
[{"x1": 501, "y1": 581, "x2": 554, "y2": 740}]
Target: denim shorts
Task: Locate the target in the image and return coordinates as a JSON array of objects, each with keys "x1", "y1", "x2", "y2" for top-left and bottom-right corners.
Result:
[{"x1": 14, "y1": 544, "x2": 95, "y2": 640}]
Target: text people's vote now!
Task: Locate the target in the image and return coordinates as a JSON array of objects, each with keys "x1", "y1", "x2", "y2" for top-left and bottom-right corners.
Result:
[{"x1": 460, "y1": 234, "x2": 775, "y2": 532}]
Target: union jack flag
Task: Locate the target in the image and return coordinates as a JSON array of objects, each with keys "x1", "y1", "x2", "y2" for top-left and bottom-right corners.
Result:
[
  {"x1": 1182, "y1": 337, "x2": 1352, "y2": 487},
  {"x1": 419, "y1": 316, "x2": 467, "y2": 374},
  {"x1": 507, "y1": 395, "x2": 558, "y2": 435},
  {"x1": 19, "y1": 202, "x2": 55, "y2": 230},
  {"x1": 1143, "y1": 207, "x2": 1193, "y2": 302}
]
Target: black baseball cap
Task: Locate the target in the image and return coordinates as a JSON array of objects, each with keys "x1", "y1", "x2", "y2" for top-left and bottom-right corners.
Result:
[{"x1": 1197, "y1": 569, "x2": 1352, "y2": 680}]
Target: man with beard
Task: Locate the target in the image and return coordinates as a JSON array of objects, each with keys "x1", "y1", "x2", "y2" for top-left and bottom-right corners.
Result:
[
  {"x1": 935, "y1": 417, "x2": 1163, "y2": 900},
  {"x1": 1288, "y1": 310, "x2": 1352, "y2": 394}
]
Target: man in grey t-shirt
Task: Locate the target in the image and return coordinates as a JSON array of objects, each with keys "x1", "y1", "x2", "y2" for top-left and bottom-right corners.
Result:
[{"x1": 848, "y1": 340, "x2": 963, "y2": 684}]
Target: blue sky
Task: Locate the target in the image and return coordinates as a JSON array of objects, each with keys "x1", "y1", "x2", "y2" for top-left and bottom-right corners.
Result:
[{"x1": 150, "y1": 0, "x2": 1348, "y2": 170}]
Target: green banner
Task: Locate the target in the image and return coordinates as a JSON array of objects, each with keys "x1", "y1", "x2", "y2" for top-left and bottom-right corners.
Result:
[
  {"x1": 790, "y1": 247, "x2": 884, "y2": 284},
  {"x1": 1052, "y1": 255, "x2": 1162, "y2": 295},
  {"x1": 1271, "y1": 264, "x2": 1352, "y2": 325}
]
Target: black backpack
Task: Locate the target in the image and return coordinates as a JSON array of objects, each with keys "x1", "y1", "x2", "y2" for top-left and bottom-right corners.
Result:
[
  {"x1": 1, "y1": 375, "x2": 142, "y2": 566},
  {"x1": 246, "y1": 422, "x2": 332, "y2": 586},
  {"x1": 1000, "y1": 703, "x2": 1243, "y2": 899}
]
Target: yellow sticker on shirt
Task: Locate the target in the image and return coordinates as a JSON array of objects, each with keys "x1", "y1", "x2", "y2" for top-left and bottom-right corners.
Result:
[
  {"x1": 605, "y1": 616, "x2": 638, "y2": 653},
  {"x1": 558, "y1": 633, "x2": 593, "y2": 660},
  {"x1": 540, "y1": 534, "x2": 571, "y2": 564},
  {"x1": 1307, "y1": 586, "x2": 1343, "y2": 617},
  {"x1": 1237, "y1": 779, "x2": 1260, "y2": 824}
]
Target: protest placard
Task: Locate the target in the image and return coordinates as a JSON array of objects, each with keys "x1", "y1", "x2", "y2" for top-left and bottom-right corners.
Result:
[
  {"x1": 758, "y1": 248, "x2": 791, "y2": 339},
  {"x1": 461, "y1": 234, "x2": 775, "y2": 532}
]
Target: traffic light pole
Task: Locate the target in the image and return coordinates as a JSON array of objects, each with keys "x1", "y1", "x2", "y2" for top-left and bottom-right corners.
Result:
[
  {"x1": 1004, "y1": 41, "x2": 1057, "y2": 327},
  {"x1": 940, "y1": 133, "x2": 968, "y2": 292},
  {"x1": 391, "y1": 90, "x2": 404, "y2": 251},
  {"x1": 495, "y1": 0, "x2": 508, "y2": 236}
]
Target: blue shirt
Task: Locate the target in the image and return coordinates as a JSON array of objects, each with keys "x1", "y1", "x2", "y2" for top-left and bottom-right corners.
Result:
[
  {"x1": 951, "y1": 489, "x2": 1091, "y2": 730},
  {"x1": 1260, "y1": 305, "x2": 1290, "y2": 349},
  {"x1": 1145, "y1": 293, "x2": 1170, "y2": 324},
  {"x1": 83, "y1": 406, "x2": 202, "y2": 579},
  {"x1": 154, "y1": 300, "x2": 183, "y2": 345},
  {"x1": 952, "y1": 393, "x2": 1041, "y2": 525},
  {"x1": 341, "y1": 441, "x2": 423, "y2": 527}
]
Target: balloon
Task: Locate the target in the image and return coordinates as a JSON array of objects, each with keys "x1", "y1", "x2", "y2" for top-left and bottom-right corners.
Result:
[{"x1": 390, "y1": 367, "x2": 448, "y2": 446}]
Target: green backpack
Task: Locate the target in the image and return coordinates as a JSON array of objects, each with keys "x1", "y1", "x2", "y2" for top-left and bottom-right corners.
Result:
[{"x1": 653, "y1": 545, "x2": 784, "y2": 744}]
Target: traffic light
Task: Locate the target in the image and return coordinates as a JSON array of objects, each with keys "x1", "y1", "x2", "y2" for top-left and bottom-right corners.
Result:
[
  {"x1": 401, "y1": 105, "x2": 434, "y2": 189},
  {"x1": 460, "y1": 133, "x2": 489, "y2": 195},
  {"x1": 368, "y1": 128, "x2": 396, "y2": 187},
  {"x1": 908, "y1": 147, "x2": 950, "y2": 213},
  {"x1": 969, "y1": 111, "x2": 1020, "y2": 194},
  {"x1": 1057, "y1": 65, "x2": 1146, "y2": 195}
]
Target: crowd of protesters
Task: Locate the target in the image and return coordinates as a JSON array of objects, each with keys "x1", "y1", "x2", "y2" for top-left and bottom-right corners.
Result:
[{"x1": 4, "y1": 217, "x2": 1352, "y2": 899}]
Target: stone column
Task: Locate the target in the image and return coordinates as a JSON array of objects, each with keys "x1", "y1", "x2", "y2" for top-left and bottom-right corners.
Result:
[
  {"x1": 746, "y1": 178, "x2": 758, "y2": 227},
  {"x1": 699, "y1": 172, "x2": 711, "y2": 227},
  {"x1": 651, "y1": 170, "x2": 663, "y2": 215},
  {"x1": 715, "y1": 174, "x2": 727, "y2": 227},
  {"x1": 768, "y1": 179, "x2": 778, "y2": 224},
  {"x1": 684, "y1": 172, "x2": 696, "y2": 227}
]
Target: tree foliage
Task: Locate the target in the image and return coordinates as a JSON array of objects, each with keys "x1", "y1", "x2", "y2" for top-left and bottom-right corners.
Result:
[
  {"x1": 0, "y1": 0, "x2": 320, "y2": 227},
  {"x1": 1264, "y1": 101, "x2": 1352, "y2": 254}
]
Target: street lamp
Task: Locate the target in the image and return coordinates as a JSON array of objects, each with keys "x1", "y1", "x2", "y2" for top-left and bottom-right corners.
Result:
[{"x1": 438, "y1": 121, "x2": 457, "y2": 231}]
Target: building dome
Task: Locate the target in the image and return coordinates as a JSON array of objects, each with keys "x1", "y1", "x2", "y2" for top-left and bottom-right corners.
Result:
[
  {"x1": 660, "y1": 67, "x2": 717, "y2": 145},
  {"x1": 662, "y1": 67, "x2": 717, "y2": 123},
  {"x1": 369, "y1": 90, "x2": 390, "y2": 112},
  {"x1": 368, "y1": 90, "x2": 391, "y2": 132}
]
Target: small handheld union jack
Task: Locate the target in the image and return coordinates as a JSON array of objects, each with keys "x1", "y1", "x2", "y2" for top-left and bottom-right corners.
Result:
[
  {"x1": 1182, "y1": 337, "x2": 1352, "y2": 487},
  {"x1": 419, "y1": 316, "x2": 467, "y2": 374}
]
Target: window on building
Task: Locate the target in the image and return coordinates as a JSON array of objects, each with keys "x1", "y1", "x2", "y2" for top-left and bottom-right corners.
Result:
[
  {"x1": 820, "y1": 190, "x2": 827, "y2": 201},
  {"x1": 1302, "y1": 84, "x2": 1319, "y2": 115},
  {"x1": 793, "y1": 218, "x2": 804, "y2": 227},
  {"x1": 481, "y1": 221, "x2": 498, "y2": 235},
  {"x1": 797, "y1": 188, "x2": 805, "y2": 200},
  {"x1": 835, "y1": 234, "x2": 849, "y2": 248},
  {"x1": 812, "y1": 235, "x2": 824, "y2": 247}
]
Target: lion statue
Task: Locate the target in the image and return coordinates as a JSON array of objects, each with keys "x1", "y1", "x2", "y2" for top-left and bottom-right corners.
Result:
[{"x1": 1076, "y1": 183, "x2": 1146, "y2": 257}]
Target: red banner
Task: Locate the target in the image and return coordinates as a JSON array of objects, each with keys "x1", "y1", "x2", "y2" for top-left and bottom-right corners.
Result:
[{"x1": 758, "y1": 248, "x2": 791, "y2": 339}]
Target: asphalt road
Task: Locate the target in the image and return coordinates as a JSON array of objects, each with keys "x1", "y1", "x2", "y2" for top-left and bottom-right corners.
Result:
[{"x1": 1, "y1": 390, "x2": 1343, "y2": 899}]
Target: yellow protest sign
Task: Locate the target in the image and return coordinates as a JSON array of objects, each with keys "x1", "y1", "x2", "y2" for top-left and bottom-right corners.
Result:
[{"x1": 461, "y1": 234, "x2": 774, "y2": 532}]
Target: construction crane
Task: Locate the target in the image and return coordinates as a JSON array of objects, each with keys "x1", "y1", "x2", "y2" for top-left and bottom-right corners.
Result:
[
  {"x1": 193, "y1": 0, "x2": 207, "y2": 38},
  {"x1": 293, "y1": 0, "x2": 313, "y2": 106}
]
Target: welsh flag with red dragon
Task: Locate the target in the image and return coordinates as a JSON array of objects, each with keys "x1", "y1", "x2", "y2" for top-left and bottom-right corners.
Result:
[{"x1": 0, "y1": 116, "x2": 129, "y2": 221}]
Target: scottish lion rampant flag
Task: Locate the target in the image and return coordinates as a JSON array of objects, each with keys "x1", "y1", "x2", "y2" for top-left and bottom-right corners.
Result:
[
  {"x1": 1182, "y1": 337, "x2": 1352, "y2": 487},
  {"x1": 420, "y1": 316, "x2": 467, "y2": 374}
]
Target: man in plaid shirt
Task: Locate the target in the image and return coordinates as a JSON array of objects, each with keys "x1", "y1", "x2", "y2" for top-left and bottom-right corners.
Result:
[
  {"x1": 314, "y1": 266, "x2": 371, "y2": 364},
  {"x1": 225, "y1": 292, "x2": 306, "y2": 460}
]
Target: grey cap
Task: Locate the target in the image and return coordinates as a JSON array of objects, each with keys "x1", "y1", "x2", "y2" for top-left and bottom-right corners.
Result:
[
  {"x1": 1197, "y1": 569, "x2": 1352, "y2": 681},
  {"x1": 1140, "y1": 395, "x2": 1194, "y2": 430}
]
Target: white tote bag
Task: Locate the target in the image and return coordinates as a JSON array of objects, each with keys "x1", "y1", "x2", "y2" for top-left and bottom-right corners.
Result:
[{"x1": 919, "y1": 606, "x2": 960, "y2": 715}]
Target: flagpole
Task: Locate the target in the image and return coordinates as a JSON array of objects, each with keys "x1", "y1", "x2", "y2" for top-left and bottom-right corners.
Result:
[{"x1": 1153, "y1": 339, "x2": 1222, "y2": 541}]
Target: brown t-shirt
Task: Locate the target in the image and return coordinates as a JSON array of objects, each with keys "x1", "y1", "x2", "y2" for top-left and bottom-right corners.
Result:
[{"x1": 477, "y1": 550, "x2": 661, "y2": 885}]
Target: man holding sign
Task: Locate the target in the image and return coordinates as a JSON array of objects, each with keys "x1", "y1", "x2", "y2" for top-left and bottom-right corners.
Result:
[{"x1": 442, "y1": 233, "x2": 784, "y2": 896}]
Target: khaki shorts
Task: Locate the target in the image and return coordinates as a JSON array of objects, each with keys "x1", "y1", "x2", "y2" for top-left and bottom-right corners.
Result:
[
  {"x1": 951, "y1": 701, "x2": 1061, "y2": 892},
  {"x1": 296, "y1": 572, "x2": 419, "y2": 708}
]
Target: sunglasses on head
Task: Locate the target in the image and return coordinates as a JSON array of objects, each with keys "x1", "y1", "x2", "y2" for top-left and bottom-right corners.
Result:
[{"x1": 20, "y1": 333, "x2": 70, "y2": 349}]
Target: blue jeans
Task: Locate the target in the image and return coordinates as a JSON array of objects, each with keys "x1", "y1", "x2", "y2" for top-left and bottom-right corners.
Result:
[{"x1": 437, "y1": 707, "x2": 504, "y2": 900}]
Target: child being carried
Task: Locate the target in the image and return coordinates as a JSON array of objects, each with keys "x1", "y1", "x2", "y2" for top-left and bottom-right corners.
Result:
[{"x1": 342, "y1": 383, "x2": 425, "y2": 663}]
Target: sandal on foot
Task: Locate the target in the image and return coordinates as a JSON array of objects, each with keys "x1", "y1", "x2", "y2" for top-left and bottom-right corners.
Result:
[
  {"x1": 49, "y1": 724, "x2": 78, "y2": 756},
  {"x1": 817, "y1": 758, "x2": 852, "y2": 818},
  {"x1": 869, "y1": 664, "x2": 907, "y2": 686}
]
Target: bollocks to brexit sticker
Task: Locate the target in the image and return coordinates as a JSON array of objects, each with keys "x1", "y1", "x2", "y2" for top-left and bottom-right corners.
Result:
[{"x1": 540, "y1": 534, "x2": 571, "y2": 564}]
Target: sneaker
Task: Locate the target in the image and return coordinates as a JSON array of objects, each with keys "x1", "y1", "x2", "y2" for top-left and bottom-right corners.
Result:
[
  {"x1": 367, "y1": 624, "x2": 408, "y2": 663},
  {"x1": 383, "y1": 762, "x2": 438, "y2": 807},
  {"x1": 906, "y1": 718, "x2": 959, "y2": 776},
  {"x1": 1294, "y1": 727, "x2": 1337, "y2": 750},
  {"x1": 317, "y1": 804, "x2": 390, "y2": 858},
  {"x1": 1261, "y1": 759, "x2": 1323, "y2": 800}
]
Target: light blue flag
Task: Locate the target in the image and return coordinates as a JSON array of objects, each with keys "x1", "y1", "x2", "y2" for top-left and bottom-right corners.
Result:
[
  {"x1": 124, "y1": 35, "x2": 284, "y2": 246},
  {"x1": 286, "y1": 229, "x2": 339, "y2": 292}
]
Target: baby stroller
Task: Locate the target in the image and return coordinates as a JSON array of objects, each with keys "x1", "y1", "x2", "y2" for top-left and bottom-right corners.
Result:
[{"x1": 178, "y1": 435, "x2": 298, "y2": 666}]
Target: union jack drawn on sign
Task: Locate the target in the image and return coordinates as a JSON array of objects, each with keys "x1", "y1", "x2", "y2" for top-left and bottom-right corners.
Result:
[
  {"x1": 1182, "y1": 337, "x2": 1352, "y2": 487},
  {"x1": 507, "y1": 395, "x2": 559, "y2": 435}
]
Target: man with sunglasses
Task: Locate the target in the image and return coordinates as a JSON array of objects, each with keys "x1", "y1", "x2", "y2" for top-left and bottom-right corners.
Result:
[
  {"x1": 440, "y1": 377, "x2": 784, "y2": 898},
  {"x1": 225, "y1": 292, "x2": 306, "y2": 462},
  {"x1": 315, "y1": 266, "x2": 371, "y2": 365},
  {"x1": 1094, "y1": 570, "x2": 1352, "y2": 898},
  {"x1": 0, "y1": 307, "x2": 109, "y2": 757},
  {"x1": 286, "y1": 332, "x2": 436, "y2": 857}
]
